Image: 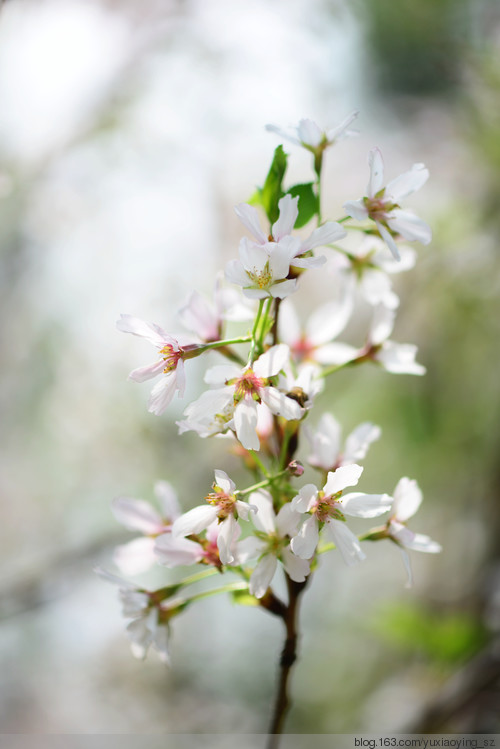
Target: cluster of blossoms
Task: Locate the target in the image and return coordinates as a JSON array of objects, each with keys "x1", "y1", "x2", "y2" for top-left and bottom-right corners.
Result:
[{"x1": 99, "y1": 114, "x2": 440, "y2": 685}]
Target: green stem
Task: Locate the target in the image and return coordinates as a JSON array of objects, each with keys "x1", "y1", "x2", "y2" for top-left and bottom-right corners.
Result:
[
  {"x1": 182, "y1": 581, "x2": 249, "y2": 606},
  {"x1": 238, "y1": 468, "x2": 290, "y2": 497},
  {"x1": 320, "y1": 359, "x2": 356, "y2": 378},
  {"x1": 257, "y1": 297, "x2": 273, "y2": 349},
  {"x1": 249, "y1": 299, "x2": 265, "y2": 364},
  {"x1": 249, "y1": 450, "x2": 271, "y2": 478},
  {"x1": 200, "y1": 335, "x2": 252, "y2": 352}
]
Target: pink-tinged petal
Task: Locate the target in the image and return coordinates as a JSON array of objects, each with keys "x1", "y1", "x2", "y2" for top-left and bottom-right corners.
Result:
[
  {"x1": 128, "y1": 359, "x2": 165, "y2": 383},
  {"x1": 116, "y1": 314, "x2": 170, "y2": 347},
  {"x1": 234, "y1": 396, "x2": 259, "y2": 451},
  {"x1": 392, "y1": 477, "x2": 422, "y2": 522},
  {"x1": 307, "y1": 296, "x2": 352, "y2": 346},
  {"x1": 376, "y1": 342, "x2": 426, "y2": 375},
  {"x1": 297, "y1": 118, "x2": 323, "y2": 147},
  {"x1": 269, "y1": 279, "x2": 298, "y2": 299},
  {"x1": 301, "y1": 222, "x2": 347, "y2": 252},
  {"x1": 367, "y1": 147, "x2": 384, "y2": 196},
  {"x1": 172, "y1": 505, "x2": 218, "y2": 537},
  {"x1": 341, "y1": 492, "x2": 392, "y2": 518},
  {"x1": 314, "y1": 342, "x2": 358, "y2": 365},
  {"x1": 385, "y1": 163, "x2": 429, "y2": 201},
  {"x1": 261, "y1": 387, "x2": 304, "y2": 421},
  {"x1": 272, "y1": 195, "x2": 299, "y2": 241},
  {"x1": 154, "y1": 534, "x2": 204, "y2": 567},
  {"x1": 113, "y1": 537, "x2": 157, "y2": 575},
  {"x1": 343, "y1": 199, "x2": 368, "y2": 221},
  {"x1": 326, "y1": 110, "x2": 359, "y2": 142},
  {"x1": 154, "y1": 481, "x2": 181, "y2": 521},
  {"x1": 387, "y1": 210, "x2": 432, "y2": 245},
  {"x1": 225, "y1": 258, "x2": 252, "y2": 288},
  {"x1": 290, "y1": 515, "x2": 319, "y2": 559},
  {"x1": 369, "y1": 304, "x2": 395, "y2": 345},
  {"x1": 342, "y1": 422, "x2": 381, "y2": 465},
  {"x1": 376, "y1": 221, "x2": 401, "y2": 261},
  {"x1": 324, "y1": 464, "x2": 363, "y2": 496},
  {"x1": 265, "y1": 123, "x2": 301, "y2": 146},
  {"x1": 213, "y1": 469, "x2": 236, "y2": 495},
  {"x1": 291, "y1": 484, "x2": 318, "y2": 514},
  {"x1": 276, "y1": 502, "x2": 302, "y2": 537},
  {"x1": 234, "y1": 203, "x2": 267, "y2": 244},
  {"x1": 111, "y1": 496, "x2": 164, "y2": 534},
  {"x1": 281, "y1": 546, "x2": 311, "y2": 582},
  {"x1": 249, "y1": 490, "x2": 276, "y2": 534},
  {"x1": 325, "y1": 519, "x2": 366, "y2": 566},
  {"x1": 147, "y1": 373, "x2": 178, "y2": 415},
  {"x1": 217, "y1": 514, "x2": 238, "y2": 564},
  {"x1": 254, "y1": 344, "x2": 290, "y2": 378},
  {"x1": 307, "y1": 412, "x2": 342, "y2": 470},
  {"x1": 178, "y1": 291, "x2": 218, "y2": 341},
  {"x1": 250, "y1": 554, "x2": 278, "y2": 598}
]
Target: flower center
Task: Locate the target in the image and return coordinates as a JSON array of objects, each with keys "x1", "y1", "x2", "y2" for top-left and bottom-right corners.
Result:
[
  {"x1": 159, "y1": 344, "x2": 181, "y2": 373},
  {"x1": 312, "y1": 490, "x2": 345, "y2": 523},
  {"x1": 292, "y1": 335, "x2": 316, "y2": 362},
  {"x1": 246, "y1": 261, "x2": 272, "y2": 289},
  {"x1": 205, "y1": 488, "x2": 237, "y2": 520},
  {"x1": 233, "y1": 369, "x2": 265, "y2": 403}
]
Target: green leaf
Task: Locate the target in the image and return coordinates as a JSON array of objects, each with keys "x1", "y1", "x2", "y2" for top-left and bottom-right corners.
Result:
[
  {"x1": 287, "y1": 182, "x2": 319, "y2": 228},
  {"x1": 258, "y1": 145, "x2": 288, "y2": 225},
  {"x1": 230, "y1": 589, "x2": 259, "y2": 607}
]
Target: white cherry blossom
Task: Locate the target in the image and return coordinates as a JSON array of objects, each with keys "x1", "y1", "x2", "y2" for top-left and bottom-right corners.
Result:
[
  {"x1": 387, "y1": 477, "x2": 441, "y2": 586},
  {"x1": 178, "y1": 275, "x2": 253, "y2": 342},
  {"x1": 265, "y1": 112, "x2": 359, "y2": 152},
  {"x1": 368, "y1": 305, "x2": 426, "y2": 375},
  {"x1": 344, "y1": 148, "x2": 431, "y2": 260},
  {"x1": 290, "y1": 465, "x2": 392, "y2": 565},
  {"x1": 306, "y1": 413, "x2": 381, "y2": 473},
  {"x1": 117, "y1": 314, "x2": 201, "y2": 415}
]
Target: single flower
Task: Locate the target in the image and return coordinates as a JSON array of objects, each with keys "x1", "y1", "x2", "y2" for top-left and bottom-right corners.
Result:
[{"x1": 306, "y1": 413, "x2": 381, "y2": 473}]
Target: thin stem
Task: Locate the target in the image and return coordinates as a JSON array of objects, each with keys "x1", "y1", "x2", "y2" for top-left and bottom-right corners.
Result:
[
  {"x1": 267, "y1": 576, "x2": 308, "y2": 748},
  {"x1": 182, "y1": 580, "x2": 248, "y2": 606},
  {"x1": 320, "y1": 359, "x2": 356, "y2": 378},
  {"x1": 248, "y1": 450, "x2": 271, "y2": 478},
  {"x1": 237, "y1": 468, "x2": 290, "y2": 496},
  {"x1": 200, "y1": 335, "x2": 252, "y2": 352},
  {"x1": 249, "y1": 299, "x2": 265, "y2": 364}
]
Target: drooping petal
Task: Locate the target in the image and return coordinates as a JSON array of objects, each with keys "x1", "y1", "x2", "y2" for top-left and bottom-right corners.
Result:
[
  {"x1": 376, "y1": 221, "x2": 401, "y2": 261},
  {"x1": 113, "y1": 537, "x2": 157, "y2": 576},
  {"x1": 392, "y1": 477, "x2": 423, "y2": 522},
  {"x1": 325, "y1": 519, "x2": 366, "y2": 566},
  {"x1": 172, "y1": 505, "x2": 218, "y2": 537},
  {"x1": 385, "y1": 163, "x2": 429, "y2": 201},
  {"x1": 272, "y1": 195, "x2": 299, "y2": 241},
  {"x1": 403, "y1": 533, "x2": 442, "y2": 553},
  {"x1": 111, "y1": 496, "x2": 164, "y2": 534},
  {"x1": 234, "y1": 396, "x2": 260, "y2": 450},
  {"x1": 249, "y1": 490, "x2": 276, "y2": 534},
  {"x1": 126, "y1": 618, "x2": 153, "y2": 660},
  {"x1": 341, "y1": 492, "x2": 392, "y2": 518},
  {"x1": 323, "y1": 464, "x2": 363, "y2": 496},
  {"x1": 290, "y1": 515, "x2": 319, "y2": 559},
  {"x1": 217, "y1": 514, "x2": 238, "y2": 564},
  {"x1": 281, "y1": 546, "x2": 311, "y2": 582},
  {"x1": 250, "y1": 554, "x2": 278, "y2": 598},
  {"x1": 367, "y1": 147, "x2": 384, "y2": 197},
  {"x1": 234, "y1": 203, "x2": 268, "y2": 244}
]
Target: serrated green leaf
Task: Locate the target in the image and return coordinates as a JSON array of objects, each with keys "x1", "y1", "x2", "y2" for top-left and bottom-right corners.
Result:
[
  {"x1": 231, "y1": 589, "x2": 259, "y2": 607},
  {"x1": 287, "y1": 182, "x2": 319, "y2": 228},
  {"x1": 260, "y1": 145, "x2": 288, "y2": 224}
]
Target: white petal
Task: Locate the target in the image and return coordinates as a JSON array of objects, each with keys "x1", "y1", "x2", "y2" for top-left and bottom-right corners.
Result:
[
  {"x1": 277, "y1": 300, "x2": 301, "y2": 346},
  {"x1": 376, "y1": 342, "x2": 426, "y2": 375},
  {"x1": 341, "y1": 492, "x2": 392, "y2": 518},
  {"x1": 172, "y1": 505, "x2": 218, "y2": 537},
  {"x1": 326, "y1": 519, "x2": 366, "y2": 566},
  {"x1": 116, "y1": 314, "x2": 169, "y2": 347},
  {"x1": 323, "y1": 464, "x2": 363, "y2": 495},
  {"x1": 111, "y1": 496, "x2": 163, "y2": 534},
  {"x1": 147, "y1": 374, "x2": 179, "y2": 415},
  {"x1": 249, "y1": 490, "x2": 276, "y2": 534},
  {"x1": 343, "y1": 199, "x2": 368, "y2": 221},
  {"x1": 235, "y1": 499, "x2": 256, "y2": 521},
  {"x1": 297, "y1": 118, "x2": 323, "y2": 147},
  {"x1": 290, "y1": 515, "x2": 319, "y2": 559},
  {"x1": 154, "y1": 534, "x2": 204, "y2": 566},
  {"x1": 154, "y1": 481, "x2": 181, "y2": 521},
  {"x1": 306, "y1": 297, "x2": 352, "y2": 345},
  {"x1": 269, "y1": 279, "x2": 298, "y2": 299},
  {"x1": 291, "y1": 484, "x2": 318, "y2": 514},
  {"x1": 377, "y1": 221, "x2": 401, "y2": 261},
  {"x1": 249, "y1": 554, "x2": 278, "y2": 598},
  {"x1": 385, "y1": 163, "x2": 429, "y2": 201},
  {"x1": 128, "y1": 359, "x2": 166, "y2": 383},
  {"x1": 213, "y1": 469, "x2": 235, "y2": 495},
  {"x1": 276, "y1": 502, "x2": 302, "y2": 537},
  {"x1": 360, "y1": 269, "x2": 398, "y2": 309},
  {"x1": 326, "y1": 110, "x2": 359, "y2": 142},
  {"x1": 291, "y1": 254, "x2": 326, "y2": 269},
  {"x1": 272, "y1": 194, "x2": 299, "y2": 241},
  {"x1": 301, "y1": 222, "x2": 347, "y2": 253},
  {"x1": 261, "y1": 387, "x2": 303, "y2": 421},
  {"x1": 204, "y1": 364, "x2": 240, "y2": 386},
  {"x1": 367, "y1": 147, "x2": 384, "y2": 196},
  {"x1": 234, "y1": 396, "x2": 260, "y2": 450},
  {"x1": 404, "y1": 533, "x2": 442, "y2": 553},
  {"x1": 235, "y1": 536, "x2": 266, "y2": 564},
  {"x1": 234, "y1": 203, "x2": 267, "y2": 243},
  {"x1": 281, "y1": 546, "x2": 311, "y2": 582},
  {"x1": 387, "y1": 210, "x2": 432, "y2": 245},
  {"x1": 217, "y1": 514, "x2": 238, "y2": 564},
  {"x1": 342, "y1": 422, "x2": 381, "y2": 465},
  {"x1": 369, "y1": 304, "x2": 395, "y2": 345},
  {"x1": 113, "y1": 537, "x2": 157, "y2": 576},
  {"x1": 314, "y1": 342, "x2": 358, "y2": 365},
  {"x1": 307, "y1": 413, "x2": 341, "y2": 470},
  {"x1": 225, "y1": 258, "x2": 253, "y2": 288},
  {"x1": 265, "y1": 123, "x2": 301, "y2": 146},
  {"x1": 254, "y1": 344, "x2": 290, "y2": 378},
  {"x1": 392, "y1": 477, "x2": 423, "y2": 521}
]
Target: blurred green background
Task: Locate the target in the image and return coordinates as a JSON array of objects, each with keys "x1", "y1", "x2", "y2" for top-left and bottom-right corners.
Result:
[{"x1": 0, "y1": 0, "x2": 499, "y2": 735}]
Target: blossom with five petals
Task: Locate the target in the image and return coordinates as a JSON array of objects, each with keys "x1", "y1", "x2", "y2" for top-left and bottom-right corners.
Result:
[
  {"x1": 290, "y1": 464, "x2": 392, "y2": 565},
  {"x1": 343, "y1": 148, "x2": 431, "y2": 261}
]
